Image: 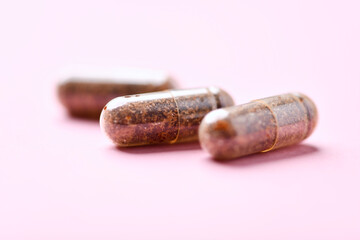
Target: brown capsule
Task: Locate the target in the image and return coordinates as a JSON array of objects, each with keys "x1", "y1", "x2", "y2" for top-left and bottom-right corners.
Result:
[
  {"x1": 58, "y1": 68, "x2": 176, "y2": 119},
  {"x1": 100, "y1": 87, "x2": 234, "y2": 146},
  {"x1": 199, "y1": 93, "x2": 318, "y2": 159}
]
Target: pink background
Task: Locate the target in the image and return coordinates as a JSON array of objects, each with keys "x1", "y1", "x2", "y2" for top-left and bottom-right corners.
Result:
[{"x1": 1, "y1": 0, "x2": 360, "y2": 239}]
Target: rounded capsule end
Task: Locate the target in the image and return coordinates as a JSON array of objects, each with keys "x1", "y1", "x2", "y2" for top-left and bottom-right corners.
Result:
[
  {"x1": 293, "y1": 92, "x2": 318, "y2": 139},
  {"x1": 207, "y1": 87, "x2": 235, "y2": 108},
  {"x1": 199, "y1": 109, "x2": 237, "y2": 159},
  {"x1": 57, "y1": 80, "x2": 74, "y2": 113},
  {"x1": 100, "y1": 91, "x2": 179, "y2": 147},
  {"x1": 99, "y1": 97, "x2": 132, "y2": 147}
]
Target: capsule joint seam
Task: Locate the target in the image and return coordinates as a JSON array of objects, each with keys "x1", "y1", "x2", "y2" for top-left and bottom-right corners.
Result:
[
  {"x1": 253, "y1": 99, "x2": 279, "y2": 153},
  {"x1": 205, "y1": 87, "x2": 219, "y2": 110},
  {"x1": 169, "y1": 90, "x2": 181, "y2": 144}
]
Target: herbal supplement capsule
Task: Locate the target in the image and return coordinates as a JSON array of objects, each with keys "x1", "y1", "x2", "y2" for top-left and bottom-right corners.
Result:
[
  {"x1": 58, "y1": 68, "x2": 176, "y2": 119},
  {"x1": 199, "y1": 93, "x2": 318, "y2": 159},
  {"x1": 100, "y1": 87, "x2": 234, "y2": 146}
]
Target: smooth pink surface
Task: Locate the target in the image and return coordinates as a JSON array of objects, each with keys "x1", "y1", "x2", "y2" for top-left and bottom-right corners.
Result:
[{"x1": 1, "y1": 1, "x2": 360, "y2": 239}]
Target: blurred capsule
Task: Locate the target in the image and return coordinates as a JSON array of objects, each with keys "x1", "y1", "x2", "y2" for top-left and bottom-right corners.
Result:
[
  {"x1": 199, "y1": 93, "x2": 318, "y2": 159},
  {"x1": 100, "y1": 87, "x2": 234, "y2": 146},
  {"x1": 58, "y1": 68, "x2": 176, "y2": 118}
]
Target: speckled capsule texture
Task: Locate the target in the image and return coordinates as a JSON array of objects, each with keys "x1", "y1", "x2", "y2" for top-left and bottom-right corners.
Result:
[
  {"x1": 199, "y1": 93, "x2": 318, "y2": 159},
  {"x1": 100, "y1": 87, "x2": 234, "y2": 146},
  {"x1": 58, "y1": 70, "x2": 176, "y2": 119}
]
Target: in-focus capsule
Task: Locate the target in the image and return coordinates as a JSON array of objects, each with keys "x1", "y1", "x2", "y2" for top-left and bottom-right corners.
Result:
[
  {"x1": 199, "y1": 93, "x2": 318, "y2": 159},
  {"x1": 100, "y1": 87, "x2": 234, "y2": 146},
  {"x1": 58, "y1": 68, "x2": 176, "y2": 118}
]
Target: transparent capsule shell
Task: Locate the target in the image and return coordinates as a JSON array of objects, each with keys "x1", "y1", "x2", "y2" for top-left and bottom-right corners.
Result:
[
  {"x1": 199, "y1": 93, "x2": 318, "y2": 159},
  {"x1": 100, "y1": 87, "x2": 234, "y2": 146},
  {"x1": 58, "y1": 68, "x2": 176, "y2": 119}
]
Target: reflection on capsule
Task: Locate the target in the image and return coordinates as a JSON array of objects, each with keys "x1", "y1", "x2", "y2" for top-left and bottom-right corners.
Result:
[
  {"x1": 199, "y1": 93, "x2": 318, "y2": 159},
  {"x1": 100, "y1": 87, "x2": 234, "y2": 146}
]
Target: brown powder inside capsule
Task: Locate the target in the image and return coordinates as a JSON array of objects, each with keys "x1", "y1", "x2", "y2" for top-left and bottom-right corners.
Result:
[
  {"x1": 101, "y1": 87, "x2": 234, "y2": 146},
  {"x1": 199, "y1": 93, "x2": 318, "y2": 159},
  {"x1": 101, "y1": 93, "x2": 179, "y2": 146},
  {"x1": 58, "y1": 78, "x2": 175, "y2": 119}
]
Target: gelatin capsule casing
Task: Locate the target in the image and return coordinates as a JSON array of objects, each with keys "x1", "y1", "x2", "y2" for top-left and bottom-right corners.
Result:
[
  {"x1": 100, "y1": 87, "x2": 234, "y2": 146},
  {"x1": 199, "y1": 93, "x2": 318, "y2": 159},
  {"x1": 57, "y1": 68, "x2": 176, "y2": 119}
]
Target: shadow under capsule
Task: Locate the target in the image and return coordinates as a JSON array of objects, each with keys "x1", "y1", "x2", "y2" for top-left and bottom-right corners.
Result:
[
  {"x1": 66, "y1": 112, "x2": 101, "y2": 121},
  {"x1": 115, "y1": 142, "x2": 202, "y2": 154},
  {"x1": 210, "y1": 143, "x2": 320, "y2": 167}
]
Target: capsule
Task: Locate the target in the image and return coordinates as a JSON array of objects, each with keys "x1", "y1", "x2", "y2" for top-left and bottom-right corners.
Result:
[
  {"x1": 199, "y1": 93, "x2": 318, "y2": 159},
  {"x1": 100, "y1": 87, "x2": 234, "y2": 146},
  {"x1": 58, "y1": 68, "x2": 176, "y2": 118}
]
